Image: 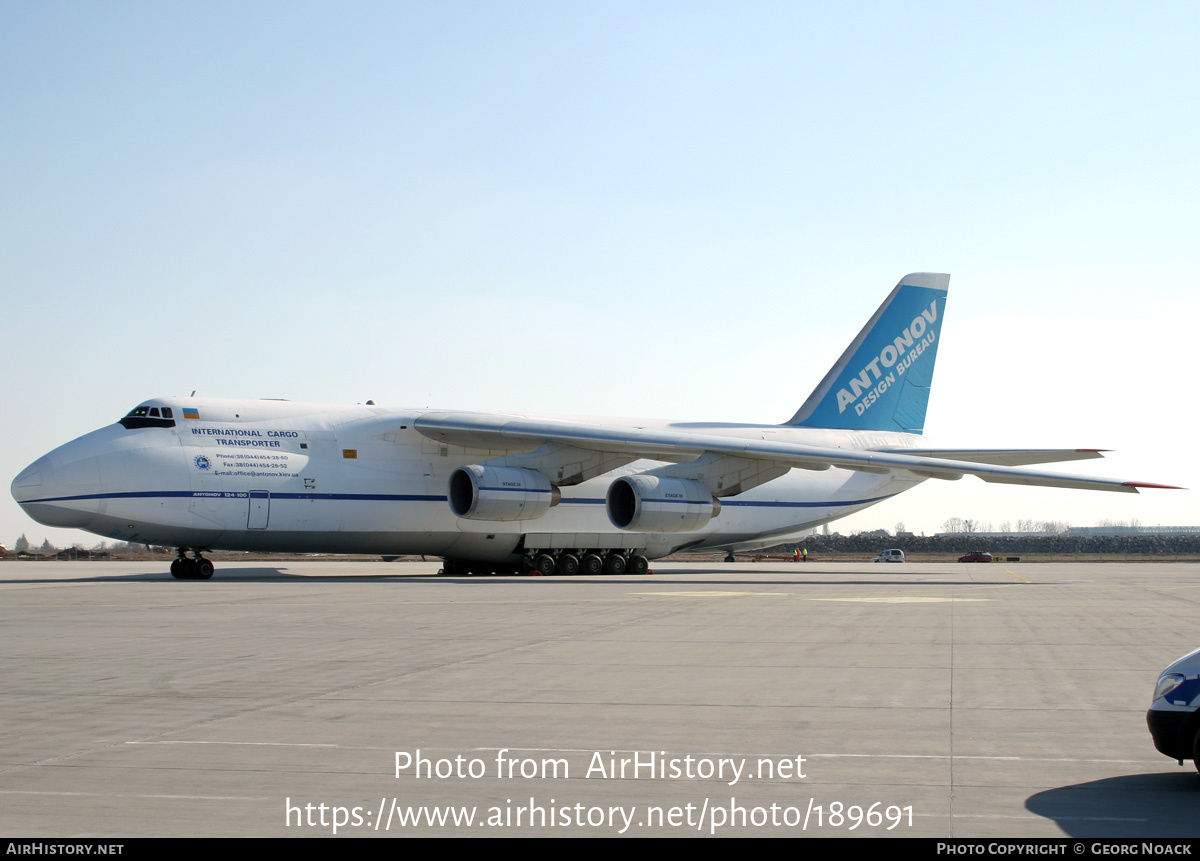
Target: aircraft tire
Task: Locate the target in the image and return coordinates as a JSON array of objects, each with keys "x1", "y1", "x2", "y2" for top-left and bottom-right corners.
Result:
[
  {"x1": 581, "y1": 553, "x2": 604, "y2": 575},
  {"x1": 195, "y1": 559, "x2": 214, "y2": 580},
  {"x1": 628, "y1": 554, "x2": 650, "y2": 576},
  {"x1": 531, "y1": 554, "x2": 557, "y2": 576},
  {"x1": 557, "y1": 553, "x2": 580, "y2": 576},
  {"x1": 170, "y1": 558, "x2": 187, "y2": 579},
  {"x1": 604, "y1": 553, "x2": 627, "y2": 576},
  {"x1": 724, "y1": 553, "x2": 736, "y2": 563}
]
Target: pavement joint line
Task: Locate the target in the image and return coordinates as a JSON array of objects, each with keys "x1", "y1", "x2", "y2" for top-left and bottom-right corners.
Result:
[
  {"x1": 112, "y1": 742, "x2": 1165, "y2": 764},
  {"x1": 996, "y1": 564, "x2": 1032, "y2": 584},
  {"x1": 956, "y1": 814, "x2": 1148, "y2": 822},
  {"x1": 128, "y1": 740, "x2": 339, "y2": 747},
  {"x1": 0, "y1": 790, "x2": 267, "y2": 800}
]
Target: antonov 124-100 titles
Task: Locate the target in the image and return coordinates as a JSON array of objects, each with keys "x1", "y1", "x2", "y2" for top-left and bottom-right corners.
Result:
[{"x1": 11, "y1": 274, "x2": 1178, "y2": 579}]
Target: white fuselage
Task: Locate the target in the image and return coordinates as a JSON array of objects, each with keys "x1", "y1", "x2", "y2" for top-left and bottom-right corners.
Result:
[{"x1": 13, "y1": 397, "x2": 925, "y2": 561}]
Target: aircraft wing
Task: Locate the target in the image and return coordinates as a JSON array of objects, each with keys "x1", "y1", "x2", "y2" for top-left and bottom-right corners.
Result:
[{"x1": 413, "y1": 411, "x2": 1177, "y2": 494}]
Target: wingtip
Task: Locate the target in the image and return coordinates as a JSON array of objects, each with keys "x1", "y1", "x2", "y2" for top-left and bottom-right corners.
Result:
[{"x1": 1122, "y1": 482, "x2": 1186, "y2": 491}]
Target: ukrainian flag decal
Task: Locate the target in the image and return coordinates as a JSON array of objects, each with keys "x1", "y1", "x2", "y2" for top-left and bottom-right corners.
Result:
[{"x1": 183, "y1": 408, "x2": 200, "y2": 420}]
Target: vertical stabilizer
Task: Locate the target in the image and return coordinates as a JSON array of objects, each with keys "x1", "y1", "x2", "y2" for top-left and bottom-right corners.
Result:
[{"x1": 785, "y1": 273, "x2": 949, "y2": 434}]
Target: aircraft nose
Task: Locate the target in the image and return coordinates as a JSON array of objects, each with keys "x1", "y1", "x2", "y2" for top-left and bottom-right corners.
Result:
[
  {"x1": 11, "y1": 458, "x2": 46, "y2": 503},
  {"x1": 11, "y1": 448, "x2": 104, "y2": 528}
]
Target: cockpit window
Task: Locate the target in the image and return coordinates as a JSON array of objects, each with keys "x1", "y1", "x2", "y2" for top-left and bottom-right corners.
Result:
[{"x1": 120, "y1": 404, "x2": 176, "y2": 430}]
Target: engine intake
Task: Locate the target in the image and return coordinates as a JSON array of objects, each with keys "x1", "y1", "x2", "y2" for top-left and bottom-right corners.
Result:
[
  {"x1": 448, "y1": 465, "x2": 559, "y2": 522},
  {"x1": 606, "y1": 475, "x2": 720, "y2": 533}
]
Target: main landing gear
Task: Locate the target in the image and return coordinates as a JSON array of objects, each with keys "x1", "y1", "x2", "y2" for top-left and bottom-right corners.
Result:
[
  {"x1": 170, "y1": 550, "x2": 214, "y2": 580},
  {"x1": 527, "y1": 550, "x2": 650, "y2": 576},
  {"x1": 439, "y1": 551, "x2": 652, "y2": 577}
]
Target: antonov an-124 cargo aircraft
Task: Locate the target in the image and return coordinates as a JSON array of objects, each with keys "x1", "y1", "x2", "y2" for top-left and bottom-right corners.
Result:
[{"x1": 12, "y1": 274, "x2": 1176, "y2": 579}]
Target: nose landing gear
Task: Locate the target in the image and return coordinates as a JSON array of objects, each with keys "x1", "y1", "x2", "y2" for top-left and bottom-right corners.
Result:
[{"x1": 170, "y1": 550, "x2": 214, "y2": 580}]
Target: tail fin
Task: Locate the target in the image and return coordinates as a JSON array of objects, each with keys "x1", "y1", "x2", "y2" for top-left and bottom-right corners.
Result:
[{"x1": 785, "y1": 273, "x2": 949, "y2": 434}]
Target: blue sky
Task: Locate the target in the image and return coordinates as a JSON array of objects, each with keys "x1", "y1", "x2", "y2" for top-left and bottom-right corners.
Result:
[{"x1": 2, "y1": 1, "x2": 1196, "y2": 547}]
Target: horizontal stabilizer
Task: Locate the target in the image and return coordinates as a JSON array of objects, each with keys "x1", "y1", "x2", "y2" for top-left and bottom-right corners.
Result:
[{"x1": 872, "y1": 448, "x2": 1108, "y2": 467}]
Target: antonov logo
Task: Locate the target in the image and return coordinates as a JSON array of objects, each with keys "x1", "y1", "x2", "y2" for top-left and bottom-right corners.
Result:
[{"x1": 835, "y1": 300, "x2": 939, "y2": 415}]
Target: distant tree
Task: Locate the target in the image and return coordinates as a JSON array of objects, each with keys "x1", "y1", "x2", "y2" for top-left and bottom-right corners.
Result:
[
  {"x1": 895, "y1": 521, "x2": 906, "y2": 535},
  {"x1": 999, "y1": 521, "x2": 1012, "y2": 533},
  {"x1": 943, "y1": 517, "x2": 965, "y2": 533},
  {"x1": 14, "y1": 534, "x2": 29, "y2": 552},
  {"x1": 39, "y1": 539, "x2": 57, "y2": 553}
]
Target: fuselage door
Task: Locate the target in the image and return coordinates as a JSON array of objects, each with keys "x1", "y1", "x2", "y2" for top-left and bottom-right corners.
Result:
[{"x1": 248, "y1": 490, "x2": 270, "y2": 529}]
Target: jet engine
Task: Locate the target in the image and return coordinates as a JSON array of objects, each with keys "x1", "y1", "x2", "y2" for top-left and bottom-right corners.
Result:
[
  {"x1": 605, "y1": 475, "x2": 721, "y2": 533},
  {"x1": 448, "y1": 465, "x2": 559, "y2": 522}
]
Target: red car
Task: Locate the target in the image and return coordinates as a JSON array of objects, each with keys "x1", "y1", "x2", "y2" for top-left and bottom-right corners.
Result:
[{"x1": 958, "y1": 552, "x2": 994, "y2": 563}]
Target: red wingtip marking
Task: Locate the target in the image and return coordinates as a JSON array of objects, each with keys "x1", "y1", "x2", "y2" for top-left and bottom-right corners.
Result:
[
  {"x1": 1123, "y1": 482, "x2": 1186, "y2": 490},
  {"x1": 1075, "y1": 448, "x2": 1110, "y2": 453}
]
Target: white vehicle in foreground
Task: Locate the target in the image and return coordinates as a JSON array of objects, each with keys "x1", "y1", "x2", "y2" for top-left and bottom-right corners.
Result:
[
  {"x1": 1147, "y1": 647, "x2": 1200, "y2": 772},
  {"x1": 872, "y1": 549, "x2": 905, "y2": 563}
]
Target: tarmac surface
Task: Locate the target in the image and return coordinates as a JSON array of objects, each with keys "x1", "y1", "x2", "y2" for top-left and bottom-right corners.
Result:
[{"x1": 1, "y1": 559, "x2": 1197, "y2": 838}]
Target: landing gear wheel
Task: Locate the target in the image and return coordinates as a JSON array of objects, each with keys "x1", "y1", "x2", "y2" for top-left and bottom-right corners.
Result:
[
  {"x1": 194, "y1": 558, "x2": 214, "y2": 580},
  {"x1": 724, "y1": 553, "x2": 736, "y2": 563},
  {"x1": 531, "y1": 554, "x2": 557, "y2": 576},
  {"x1": 170, "y1": 558, "x2": 186, "y2": 579},
  {"x1": 557, "y1": 553, "x2": 580, "y2": 576},
  {"x1": 604, "y1": 553, "x2": 627, "y2": 576},
  {"x1": 581, "y1": 553, "x2": 604, "y2": 576},
  {"x1": 628, "y1": 554, "x2": 650, "y2": 576}
]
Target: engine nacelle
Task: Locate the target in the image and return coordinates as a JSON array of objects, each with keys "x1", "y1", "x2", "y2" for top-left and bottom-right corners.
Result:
[
  {"x1": 448, "y1": 465, "x2": 559, "y2": 522},
  {"x1": 605, "y1": 475, "x2": 721, "y2": 533}
]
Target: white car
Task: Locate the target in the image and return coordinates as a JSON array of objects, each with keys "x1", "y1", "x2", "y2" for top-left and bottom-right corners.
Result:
[
  {"x1": 1147, "y1": 647, "x2": 1200, "y2": 771},
  {"x1": 872, "y1": 549, "x2": 905, "y2": 563}
]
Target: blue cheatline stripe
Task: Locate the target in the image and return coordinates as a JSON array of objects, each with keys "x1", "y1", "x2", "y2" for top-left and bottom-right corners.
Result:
[
  {"x1": 22, "y1": 490, "x2": 448, "y2": 504},
  {"x1": 724, "y1": 495, "x2": 897, "y2": 507},
  {"x1": 23, "y1": 490, "x2": 897, "y2": 509}
]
